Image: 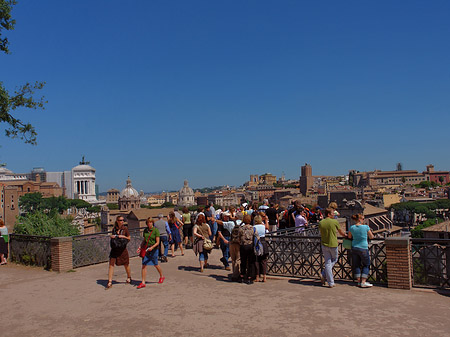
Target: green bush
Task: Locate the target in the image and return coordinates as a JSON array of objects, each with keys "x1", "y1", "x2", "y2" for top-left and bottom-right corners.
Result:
[{"x1": 14, "y1": 211, "x2": 80, "y2": 237}]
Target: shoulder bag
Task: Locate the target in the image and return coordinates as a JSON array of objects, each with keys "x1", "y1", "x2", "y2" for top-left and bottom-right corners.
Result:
[
  {"x1": 253, "y1": 227, "x2": 264, "y2": 256},
  {"x1": 110, "y1": 228, "x2": 129, "y2": 250},
  {"x1": 199, "y1": 225, "x2": 213, "y2": 251},
  {"x1": 139, "y1": 228, "x2": 155, "y2": 258}
]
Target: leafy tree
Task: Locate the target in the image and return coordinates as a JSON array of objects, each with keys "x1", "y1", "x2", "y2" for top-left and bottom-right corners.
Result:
[
  {"x1": 87, "y1": 205, "x2": 100, "y2": 213},
  {"x1": 415, "y1": 181, "x2": 439, "y2": 189},
  {"x1": 14, "y1": 211, "x2": 80, "y2": 237},
  {"x1": 1, "y1": 0, "x2": 46, "y2": 145},
  {"x1": 42, "y1": 196, "x2": 70, "y2": 215},
  {"x1": 161, "y1": 201, "x2": 174, "y2": 208},
  {"x1": 107, "y1": 203, "x2": 119, "y2": 210},
  {"x1": 19, "y1": 192, "x2": 43, "y2": 213},
  {"x1": 69, "y1": 198, "x2": 91, "y2": 209}
]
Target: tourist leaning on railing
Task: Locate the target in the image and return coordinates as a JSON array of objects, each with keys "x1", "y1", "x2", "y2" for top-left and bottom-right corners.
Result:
[
  {"x1": 253, "y1": 215, "x2": 269, "y2": 283},
  {"x1": 348, "y1": 213, "x2": 374, "y2": 288},
  {"x1": 0, "y1": 219, "x2": 8, "y2": 265},
  {"x1": 319, "y1": 208, "x2": 346, "y2": 288}
]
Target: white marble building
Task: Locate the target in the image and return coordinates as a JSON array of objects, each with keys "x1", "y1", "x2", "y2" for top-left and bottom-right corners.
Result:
[{"x1": 47, "y1": 157, "x2": 99, "y2": 204}]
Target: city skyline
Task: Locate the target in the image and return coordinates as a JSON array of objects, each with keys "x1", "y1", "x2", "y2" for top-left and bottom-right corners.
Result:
[{"x1": 2, "y1": 1, "x2": 449, "y2": 191}]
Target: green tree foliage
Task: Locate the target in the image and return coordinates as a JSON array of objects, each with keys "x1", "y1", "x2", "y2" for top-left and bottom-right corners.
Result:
[
  {"x1": 20, "y1": 193, "x2": 100, "y2": 214},
  {"x1": 0, "y1": 0, "x2": 15, "y2": 54},
  {"x1": 391, "y1": 200, "x2": 450, "y2": 214},
  {"x1": 18, "y1": 192, "x2": 43, "y2": 213},
  {"x1": 411, "y1": 218, "x2": 443, "y2": 238},
  {"x1": 14, "y1": 211, "x2": 80, "y2": 237},
  {"x1": 107, "y1": 203, "x2": 119, "y2": 210},
  {"x1": 1, "y1": 0, "x2": 46, "y2": 145},
  {"x1": 415, "y1": 181, "x2": 439, "y2": 189}
]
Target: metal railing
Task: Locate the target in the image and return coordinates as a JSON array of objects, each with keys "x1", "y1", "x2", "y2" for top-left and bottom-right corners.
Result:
[
  {"x1": 268, "y1": 224, "x2": 320, "y2": 237},
  {"x1": 72, "y1": 227, "x2": 144, "y2": 268},
  {"x1": 266, "y1": 233, "x2": 387, "y2": 284},
  {"x1": 9, "y1": 234, "x2": 52, "y2": 269},
  {"x1": 411, "y1": 238, "x2": 450, "y2": 288}
]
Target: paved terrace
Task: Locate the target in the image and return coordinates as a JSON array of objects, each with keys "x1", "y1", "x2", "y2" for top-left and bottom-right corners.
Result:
[{"x1": 2, "y1": 249, "x2": 450, "y2": 337}]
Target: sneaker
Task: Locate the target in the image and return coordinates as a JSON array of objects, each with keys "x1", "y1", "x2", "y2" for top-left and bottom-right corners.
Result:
[
  {"x1": 360, "y1": 282, "x2": 373, "y2": 288},
  {"x1": 158, "y1": 277, "x2": 165, "y2": 284},
  {"x1": 137, "y1": 283, "x2": 146, "y2": 289},
  {"x1": 327, "y1": 284, "x2": 336, "y2": 288}
]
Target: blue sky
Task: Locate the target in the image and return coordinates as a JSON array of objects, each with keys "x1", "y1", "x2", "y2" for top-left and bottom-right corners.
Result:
[{"x1": 1, "y1": 0, "x2": 449, "y2": 192}]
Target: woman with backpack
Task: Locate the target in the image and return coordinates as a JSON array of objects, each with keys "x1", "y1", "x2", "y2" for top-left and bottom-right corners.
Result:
[
  {"x1": 239, "y1": 214, "x2": 256, "y2": 284},
  {"x1": 193, "y1": 214, "x2": 212, "y2": 272}
]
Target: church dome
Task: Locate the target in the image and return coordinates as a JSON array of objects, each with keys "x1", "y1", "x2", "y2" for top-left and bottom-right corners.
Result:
[
  {"x1": 120, "y1": 176, "x2": 139, "y2": 198},
  {"x1": 179, "y1": 180, "x2": 194, "y2": 197}
]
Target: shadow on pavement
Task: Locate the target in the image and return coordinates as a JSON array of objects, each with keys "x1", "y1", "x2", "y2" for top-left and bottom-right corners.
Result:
[
  {"x1": 208, "y1": 274, "x2": 233, "y2": 283},
  {"x1": 288, "y1": 279, "x2": 323, "y2": 287},
  {"x1": 178, "y1": 265, "x2": 199, "y2": 272}
]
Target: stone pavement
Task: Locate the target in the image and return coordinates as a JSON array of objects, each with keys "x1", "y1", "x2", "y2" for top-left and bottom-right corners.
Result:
[{"x1": 1, "y1": 248, "x2": 450, "y2": 337}]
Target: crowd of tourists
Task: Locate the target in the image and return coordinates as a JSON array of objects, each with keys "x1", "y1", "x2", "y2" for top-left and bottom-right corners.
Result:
[{"x1": 106, "y1": 201, "x2": 374, "y2": 289}]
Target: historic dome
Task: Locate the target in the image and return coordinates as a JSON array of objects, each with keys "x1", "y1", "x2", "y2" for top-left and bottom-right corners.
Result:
[
  {"x1": 72, "y1": 164, "x2": 95, "y2": 172},
  {"x1": 120, "y1": 176, "x2": 139, "y2": 198},
  {"x1": 179, "y1": 180, "x2": 194, "y2": 196},
  {"x1": 72, "y1": 157, "x2": 95, "y2": 172},
  {"x1": 178, "y1": 180, "x2": 195, "y2": 207}
]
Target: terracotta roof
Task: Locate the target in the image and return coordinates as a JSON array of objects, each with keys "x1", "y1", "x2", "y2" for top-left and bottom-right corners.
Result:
[
  {"x1": 128, "y1": 208, "x2": 173, "y2": 220},
  {"x1": 422, "y1": 221, "x2": 450, "y2": 232},
  {"x1": 364, "y1": 204, "x2": 388, "y2": 216}
]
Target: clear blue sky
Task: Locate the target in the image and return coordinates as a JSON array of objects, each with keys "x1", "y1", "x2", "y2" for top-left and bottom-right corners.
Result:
[{"x1": 1, "y1": 0, "x2": 449, "y2": 192}]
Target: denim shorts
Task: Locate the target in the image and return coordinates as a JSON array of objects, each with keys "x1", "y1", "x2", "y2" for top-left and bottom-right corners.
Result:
[{"x1": 142, "y1": 248, "x2": 159, "y2": 266}]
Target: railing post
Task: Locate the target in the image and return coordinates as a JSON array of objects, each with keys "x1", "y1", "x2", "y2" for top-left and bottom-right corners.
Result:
[
  {"x1": 51, "y1": 237, "x2": 73, "y2": 272},
  {"x1": 385, "y1": 237, "x2": 412, "y2": 290}
]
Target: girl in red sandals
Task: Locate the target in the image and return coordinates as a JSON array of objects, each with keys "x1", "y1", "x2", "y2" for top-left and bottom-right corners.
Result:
[{"x1": 137, "y1": 218, "x2": 165, "y2": 289}]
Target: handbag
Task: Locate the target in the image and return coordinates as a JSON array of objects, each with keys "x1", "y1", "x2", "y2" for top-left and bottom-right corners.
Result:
[
  {"x1": 203, "y1": 238, "x2": 214, "y2": 251},
  {"x1": 199, "y1": 225, "x2": 213, "y2": 251},
  {"x1": 343, "y1": 238, "x2": 353, "y2": 249},
  {"x1": 110, "y1": 228, "x2": 128, "y2": 250},
  {"x1": 139, "y1": 228, "x2": 155, "y2": 258},
  {"x1": 253, "y1": 227, "x2": 264, "y2": 256}
]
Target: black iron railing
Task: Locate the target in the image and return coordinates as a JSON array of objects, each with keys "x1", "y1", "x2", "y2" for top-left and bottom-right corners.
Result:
[
  {"x1": 411, "y1": 238, "x2": 450, "y2": 288},
  {"x1": 266, "y1": 234, "x2": 387, "y2": 284},
  {"x1": 72, "y1": 227, "x2": 144, "y2": 268},
  {"x1": 9, "y1": 234, "x2": 52, "y2": 269},
  {"x1": 268, "y1": 224, "x2": 320, "y2": 237}
]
